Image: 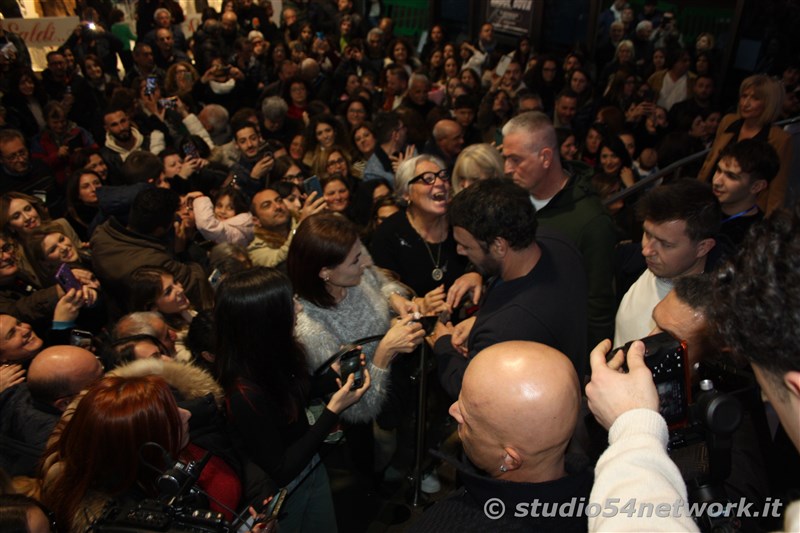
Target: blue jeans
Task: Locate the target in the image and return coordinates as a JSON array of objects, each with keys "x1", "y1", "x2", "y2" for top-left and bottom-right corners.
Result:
[{"x1": 280, "y1": 454, "x2": 337, "y2": 533}]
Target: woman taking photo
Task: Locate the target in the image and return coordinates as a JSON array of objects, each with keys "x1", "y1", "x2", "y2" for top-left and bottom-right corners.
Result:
[
  {"x1": 1, "y1": 192, "x2": 83, "y2": 285},
  {"x1": 370, "y1": 155, "x2": 468, "y2": 297},
  {"x1": 698, "y1": 74, "x2": 791, "y2": 215},
  {"x1": 215, "y1": 267, "x2": 370, "y2": 532}
]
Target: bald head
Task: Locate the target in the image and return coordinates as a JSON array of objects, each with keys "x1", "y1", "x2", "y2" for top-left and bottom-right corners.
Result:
[
  {"x1": 451, "y1": 341, "x2": 580, "y2": 482},
  {"x1": 27, "y1": 345, "x2": 104, "y2": 411}
]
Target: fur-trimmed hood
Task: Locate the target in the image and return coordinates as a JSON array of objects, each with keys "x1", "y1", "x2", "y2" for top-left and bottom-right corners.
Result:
[{"x1": 108, "y1": 359, "x2": 224, "y2": 409}]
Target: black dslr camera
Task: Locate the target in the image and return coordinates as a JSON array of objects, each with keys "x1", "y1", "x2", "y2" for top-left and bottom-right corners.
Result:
[{"x1": 610, "y1": 332, "x2": 692, "y2": 428}]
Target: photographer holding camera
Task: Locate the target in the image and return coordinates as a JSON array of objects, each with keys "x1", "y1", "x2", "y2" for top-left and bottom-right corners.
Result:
[{"x1": 585, "y1": 206, "x2": 800, "y2": 532}]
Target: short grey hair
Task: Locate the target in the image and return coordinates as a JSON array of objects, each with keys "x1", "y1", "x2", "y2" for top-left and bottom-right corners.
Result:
[
  {"x1": 394, "y1": 154, "x2": 446, "y2": 203},
  {"x1": 261, "y1": 96, "x2": 289, "y2": 122},
  {"x1": 502, "y1": 111, "x2": 557, "y2": 154},
  {"x1": 367, "y1": 28, "x2": 383, "y2": 40},
  {"x1": 154, "y1": 7, "x2": 171, "y2": 21},
  {"x1": 113, "y1": 311, "x2": 165, "y2": 341},
  {"x1": 199, "y1": 104, "x2": 229, "y2": 134},
  {"x1": 409, "y1": 73, "x2": 430, "y2": 88}
]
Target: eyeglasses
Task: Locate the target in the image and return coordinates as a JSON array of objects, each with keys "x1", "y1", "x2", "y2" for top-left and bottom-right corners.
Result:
[
  {"x1": 0, "y1": 242, "x2": 14, "y2": 255},
  {"x1": 409, "y1": 169, "x2": 450, "y2": 185},
  {"x1": 2, "y1": 149, "x2": 27, "y2": 162},
  {"x1": 327, "y1": 157, "x2": 346, "y2": 167},
  {"x1": 283, "y1": 172, "x2": 305, "y2": 181}
]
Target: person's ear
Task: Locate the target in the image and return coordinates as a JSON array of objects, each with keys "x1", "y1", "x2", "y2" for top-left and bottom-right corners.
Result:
[
  {"x1": 503, "y1": 447, "x2": 522, "y2": 472},
  {"x1": 784, "y1": 371, "x2": 800, "y2": 402},
  {"x1": 319, "y1": 267, "x2": 331, "y2": 282},
  {"x1": 491, "y1": 237, "x2": 507, "y2": 257},
  {"x1": 540, "y1": 147, "x2": 553, "y2": 169},
  {"x1": 750, "y1": 179, "x2": 768, "y2": 197},
  {"x1": 695, "y1": 237, "x2": 715, "y2": 258}
]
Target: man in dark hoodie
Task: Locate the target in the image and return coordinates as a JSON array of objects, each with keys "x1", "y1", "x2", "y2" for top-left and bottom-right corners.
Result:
[{"x1": 501, "y1": 111, "x2": 617, "y2": 348}]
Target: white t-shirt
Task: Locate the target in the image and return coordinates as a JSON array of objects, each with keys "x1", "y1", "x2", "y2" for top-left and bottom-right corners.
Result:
[{"x1": 614, "y1": 269, "x2": 674, "y2": 346}]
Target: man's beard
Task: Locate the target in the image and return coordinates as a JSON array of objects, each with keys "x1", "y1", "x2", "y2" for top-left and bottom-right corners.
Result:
[{"x1": 114, "y1": 128, "x2": 133, "y2": 142}]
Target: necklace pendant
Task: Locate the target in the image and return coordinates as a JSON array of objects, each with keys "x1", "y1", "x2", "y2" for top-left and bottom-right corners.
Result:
[{"x1": 432, "y1": 268, "x2": 444, "y2": 281}]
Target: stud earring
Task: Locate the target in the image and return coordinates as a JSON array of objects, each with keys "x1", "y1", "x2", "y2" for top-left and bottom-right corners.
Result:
[
  {"x1": 499, "y1": 465, "x2": 507, "y2": 473},
  {"x1": 324, "y1": 275, "x2": 330, "y2": 281}
]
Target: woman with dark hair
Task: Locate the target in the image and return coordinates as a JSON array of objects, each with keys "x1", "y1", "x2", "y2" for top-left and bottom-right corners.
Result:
[
  {"x1": 596, "y1": 136, "x2": 634, "y2": 188},
  {"x1": 1, "y1": 192, "x2": 84, "y2": 286},
  {"x1": 129, "y1": 265, "x2": 194, "y2": 328},
  {"x1": 288, "y1": 213, "x2": 424, "y2": 440},
  {"x1": 476, "y1": 88, "x2": 512, "y2": 144},
  {"x1": 556, "y1": 127, "x2": 579, "y2": 161},
  {"x1": 70, "y1": 147, "x2": 111, "y2": 183},
  {"x1": 82, "y1": 53, "x2": 118, "y2": 111},
  {"x1": 41, "y1": 375, "x2": 246, "y2": 532},
  {"x1": 321, "y1": 174, "x2": 352, "y2": 218},
  {"x1": 383, "y1": 37, "x2": 419, "y2": 75},
  {"x1": 283, "y1": 76, "x2": 311, "y2": 121},
  {"x1": 350, "y1": 178, "x2": 393, "y2": 228},
  {"x1": 214, "y1": 267, "x2": 370, "y2": 532},
  {"x1": 580, "y1": 122, "x2": 606, "y2": 168},
  {"x1": 128, "y1": 264, "x2": 195, "y2": 360},
  {"x1": 341, "y1": 97, "x2": 371, "y2": 133},
  {"x1": 303, "y1": 114, "x2": 350, "y2": 178},
  {"x1": 64, "y1": 169, "x2": 102, "y2": 240},
  {"x1": 2, "y1": 68, "x2": 49, "y2": 138},
  {"x1": 288, "y1": 214, "x2": 427, "y2": 502},
  {"x1": 362, "y1": 196, "x2": 400, "y2": 246},
  {"x1": 567, "y1": 67, "x2": 595, "y2": 133},
  {"x1": 524, "y1": 55, "x2": 561, "y2": 113},
  {"x1": 350, "y1": 122, "x2": 377, "y2": 179},
  {"x1": 23, "y1": 221, "x2": 94, "y2": 288}
]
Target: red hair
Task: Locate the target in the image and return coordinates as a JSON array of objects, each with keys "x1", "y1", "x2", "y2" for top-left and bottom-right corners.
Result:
[{"x1": 42, "y1": 375, "x2": 184, "y2": 530}]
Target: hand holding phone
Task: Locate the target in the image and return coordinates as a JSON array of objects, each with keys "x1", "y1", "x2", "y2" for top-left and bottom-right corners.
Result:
[{"x1": 55, "y1": 263, "x2": 83, "y2": 293}]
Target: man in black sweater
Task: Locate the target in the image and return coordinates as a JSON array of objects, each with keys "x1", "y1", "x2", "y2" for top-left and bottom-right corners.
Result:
[{"x1": 432, "y1": 178, "x2": 588, "y2": 399}]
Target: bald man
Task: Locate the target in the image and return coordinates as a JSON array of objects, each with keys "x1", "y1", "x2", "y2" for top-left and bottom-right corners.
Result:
[
  {"x1": 409, "y1": 341, "x2": 593, "y2": 532},
  {"x1": 0, "y1": 345, "x2": 103, "y2": 476},
  {"x1": 426, "y1": 119, "x2": 464, "y2": 170}
]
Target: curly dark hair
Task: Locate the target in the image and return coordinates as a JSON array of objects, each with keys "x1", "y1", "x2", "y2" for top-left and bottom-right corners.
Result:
[
  {"x1": 449, "y1": 178, "x2": 537, "y2": 251},
  {"x1": 709, "y1": 205, "x2": 800, "y2": 390}
]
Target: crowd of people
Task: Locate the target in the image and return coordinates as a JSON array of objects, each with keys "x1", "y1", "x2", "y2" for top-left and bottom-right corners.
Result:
[{"x1": 0, "y1": 0, "x2": 799, "y2": 531}]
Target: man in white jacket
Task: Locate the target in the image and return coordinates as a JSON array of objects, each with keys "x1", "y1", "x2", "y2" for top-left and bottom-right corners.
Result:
[{"x1": 586, "y1": 206, "x2": 800, "y2": 532}]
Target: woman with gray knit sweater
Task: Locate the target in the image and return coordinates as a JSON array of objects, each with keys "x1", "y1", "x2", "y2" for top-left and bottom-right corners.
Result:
[{"x1": 288, "y1": 213, "x2": 426, "y2": 426}]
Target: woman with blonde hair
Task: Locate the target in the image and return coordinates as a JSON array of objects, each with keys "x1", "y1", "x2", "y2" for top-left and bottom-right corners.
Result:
[
  {"x1": 451, "y1": 143, "x2": 504, "y2": 194},
  {"x1": 698, "y1": 74, "x2": 791, "y2": 215}
]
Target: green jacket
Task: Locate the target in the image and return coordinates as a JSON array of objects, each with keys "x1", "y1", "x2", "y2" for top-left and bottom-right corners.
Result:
[{"x1": 536, "y1": 163, "x2": 617, "y2": 347}]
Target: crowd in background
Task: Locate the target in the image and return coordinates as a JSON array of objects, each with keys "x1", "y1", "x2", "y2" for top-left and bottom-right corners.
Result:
[{"x1": 0, "y1": 0, "x2": 799, "y2": 531}]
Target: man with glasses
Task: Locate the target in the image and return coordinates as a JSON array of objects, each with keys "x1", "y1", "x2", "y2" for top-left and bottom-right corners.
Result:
[
  {"x1": 0, "y1": 129, "x2": 61, "y2": 215},
  {"x1": 430, "y1": 178, "x2": 588, "y2": 399},
  {"x1": 502, "y1": 111, "x2": 616, "y2": 349}
]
